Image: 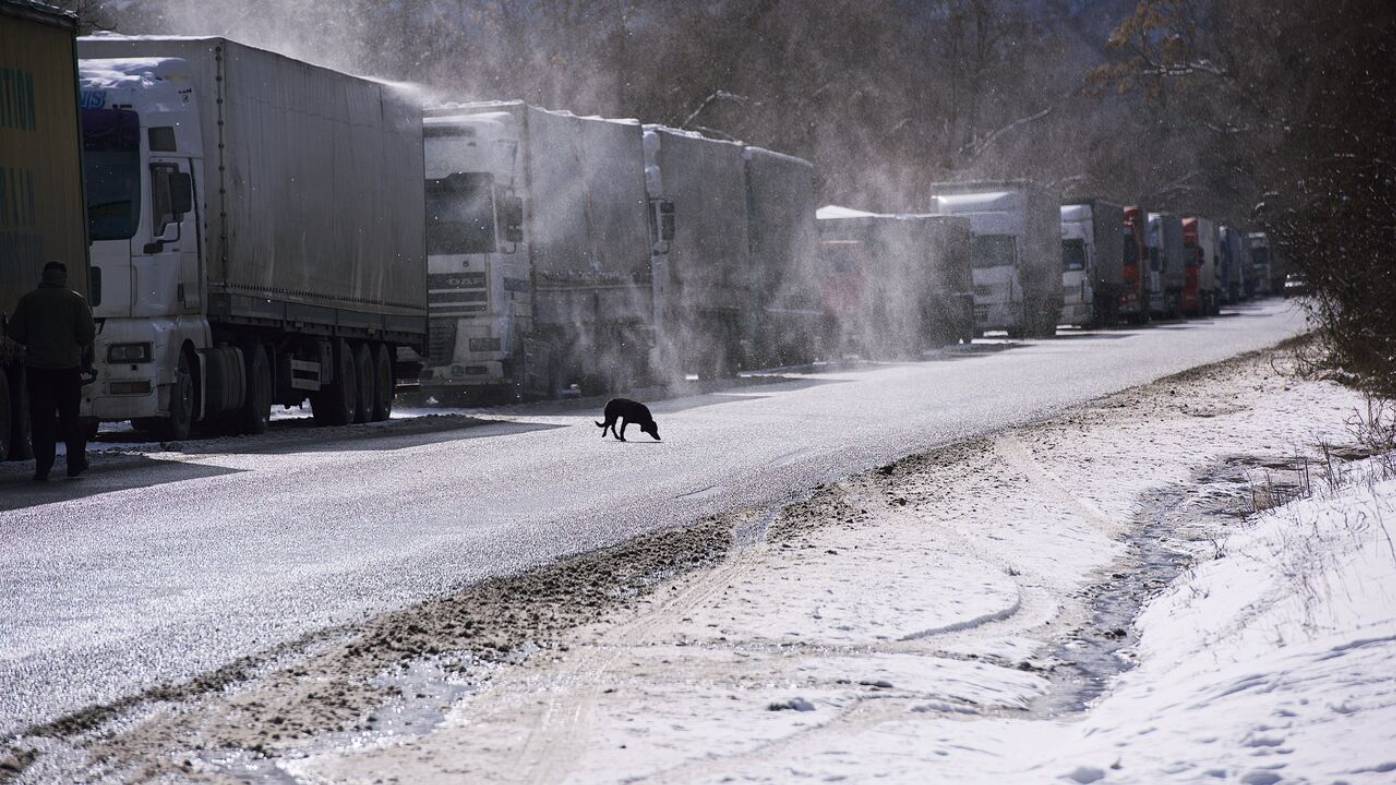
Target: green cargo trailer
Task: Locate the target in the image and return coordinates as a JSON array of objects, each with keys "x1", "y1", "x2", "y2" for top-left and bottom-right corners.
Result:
[{"x1": 1, "y1": 0, "x2": 89, "y2": 460}]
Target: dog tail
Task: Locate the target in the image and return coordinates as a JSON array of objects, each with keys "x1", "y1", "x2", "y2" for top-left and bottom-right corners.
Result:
[{"x1": 595, "y1": 420, "x2": 607, "y2": 428}]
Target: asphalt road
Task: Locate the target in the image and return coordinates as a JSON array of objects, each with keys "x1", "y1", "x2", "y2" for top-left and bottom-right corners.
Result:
[{"x1": 0, "y1": 300, "x2": 1305, "y2": 735}]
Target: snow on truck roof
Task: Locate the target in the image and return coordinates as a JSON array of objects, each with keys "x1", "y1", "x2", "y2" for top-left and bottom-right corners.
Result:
[
  {"x1": 79, "y1": 57, "x2": 188, "y2": 88},
  {"x1": 424, "y1": 111, "x2": 512, "y2": 128},
  {"x1": 79, "y1": 58, "x2": 193, "y2": 111},
  {"x1": 79, "y1": 34, "x2": 426, "y2": 96},
  {"x1": 817, "y1": 205, "x2": 880, "y2": 220},
  {"x1": 643, "y1": 124, "x2": 744, "y2": 147},
  {"x1": 428, "y1": 99, "x2": 641, "y2": 127},
  {"x1": 1060, "y1": 204, "x2": 1092, "y2": 222},
  {"x1": 817, "y1": 206, "x2": 960, "y2": 223},
  {"x1": 933, "y1": 190, "x2": 1023, "y2": 213},
  {"x1": 743, "y1": 146, "x2": 814, "y2": 168}
]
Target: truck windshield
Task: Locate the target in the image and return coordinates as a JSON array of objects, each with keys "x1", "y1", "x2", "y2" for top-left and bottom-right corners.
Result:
[
  {"x1": 971, "y1": 235, "x2": 1016, "y2": 269},
  {"x1": 1061, "y1": 239, "x2": 1087, "y2": 271},
  {"x1": 426, "y1": 172, "x2": 497, "y2": 255},
  {"x1": 1252, "y1": 247, "x2": 1271, "y2": 266},
  {"x1": 82, "y1": 108, "x2": 141, "y2": 241}
]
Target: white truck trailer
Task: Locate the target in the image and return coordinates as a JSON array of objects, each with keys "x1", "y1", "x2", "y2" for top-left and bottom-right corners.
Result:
[
  {"x1": 1059, "y1": 199, "x2": 1125, "y2": 327},
  {"x1": 931, "y1": 181, "x2": 1062, "y2": 338},
  {"x1": 644, "y1": 125, "x2": 749, "y2": 379},
  {"x1": 76, "y1": 37, "x2": 428, "y2": 438},
  {"x1": 419, "y1": 101, "x2": 655, "y2": 400},
  {"x1": 1147, "y1": 212, "x2": 1186, "y2": 319},
  {"x1": 743, "y1": 147, "x2": 822, "y2": 369}
]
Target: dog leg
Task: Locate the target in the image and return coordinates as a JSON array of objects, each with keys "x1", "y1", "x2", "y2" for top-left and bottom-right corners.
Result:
[{"x1": 619, "y1": 420, "x2": 628, "y2": 441}]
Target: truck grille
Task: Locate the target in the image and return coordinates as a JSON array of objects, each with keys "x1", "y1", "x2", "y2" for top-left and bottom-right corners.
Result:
[{"x1": 428, "y1": 319, "x2": 457, "y2": 364}]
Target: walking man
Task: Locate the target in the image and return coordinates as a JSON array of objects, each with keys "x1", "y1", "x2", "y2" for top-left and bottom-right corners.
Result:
[{"x1": 8, "y1": 261, "x2": 96, "y2": 481}]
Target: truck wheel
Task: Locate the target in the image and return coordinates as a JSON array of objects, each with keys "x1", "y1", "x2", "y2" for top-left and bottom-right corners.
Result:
[
  {"x1": 154, "y1": 352, "x2": 195, "y2": 442},
  {"x1": 240, "y1": 344, "x2": 272, "y2": 435},
  {"x1": 352, "y1": 342, "x2": 374, "y2": 424},
  {"x1": 371, "y1": 343, "x2": 393, "y2": 422},
  {"x1": 312, "y1": 340, "x2": 356, "y2": 426}
]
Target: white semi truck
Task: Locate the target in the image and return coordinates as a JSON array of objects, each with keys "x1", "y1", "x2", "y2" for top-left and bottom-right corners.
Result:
[
  {"x1": 419, "y1": 101, "x2": 656, "y2": 401},
  {"x1": 930, "y1": 181, "x2": 1062, "y2": 338},
  {"x1": 643, "y1": 125, "x2": 750, "y2": 379},
  {"x1": 1059, "y1": 199, "x2": 1125, "y2": 327},
  {"x1": 76, "y1": 37, "x2": 428, "y2": 438}
]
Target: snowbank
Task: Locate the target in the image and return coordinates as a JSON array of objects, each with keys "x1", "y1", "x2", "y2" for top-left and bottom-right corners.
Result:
[{"x1": 1033, "y1": 461, "x2": 1396, "y2": 783}]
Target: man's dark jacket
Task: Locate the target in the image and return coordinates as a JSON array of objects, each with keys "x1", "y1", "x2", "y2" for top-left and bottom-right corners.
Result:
[{"x1": 8, "y1": 267, "x2": 96, "y2": 370}]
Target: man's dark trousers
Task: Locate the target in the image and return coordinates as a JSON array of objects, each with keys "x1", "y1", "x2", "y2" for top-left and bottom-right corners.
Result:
[{"x1": 26, "y1": 367, "x2": 85, "y2": 477}]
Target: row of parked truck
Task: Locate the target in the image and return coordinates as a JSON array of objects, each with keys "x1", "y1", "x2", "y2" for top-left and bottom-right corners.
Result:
[{"x1": 0, "y1": 6, "x2": 1288, "y2": 456}]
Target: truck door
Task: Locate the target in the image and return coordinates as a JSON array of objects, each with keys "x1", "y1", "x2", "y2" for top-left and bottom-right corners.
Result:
[
  {"x1": 1061, "y1": 237, "x2": 1089, "y2": 323},
  {"x1": 136, "y1": 155, "x2": 196, "y2": 316}
]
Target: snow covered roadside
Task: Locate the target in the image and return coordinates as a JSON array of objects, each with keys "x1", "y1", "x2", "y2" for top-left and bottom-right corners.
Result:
[
  {"x1": 1003, "y1": 457, "x2": 1396, "y2": 784},
  {"x1": 278, "y1": 347, "x2": 1395, "y2": 785}
]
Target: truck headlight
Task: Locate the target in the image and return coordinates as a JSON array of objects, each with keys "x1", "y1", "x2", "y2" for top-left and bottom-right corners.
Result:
[{"x1": 107, "y1": 342, "x2": 153, "y2": 363}]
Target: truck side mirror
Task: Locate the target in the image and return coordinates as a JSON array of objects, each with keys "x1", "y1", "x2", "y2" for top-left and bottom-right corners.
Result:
[
  {"x1": 501, "y1": 194, "x2": 524, "y2": 244},
  {"x1": 170, "y1": 171, "x2": 193, "y2": 217}
]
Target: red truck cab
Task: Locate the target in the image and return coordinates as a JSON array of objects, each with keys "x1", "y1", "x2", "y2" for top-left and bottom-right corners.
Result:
[
  {"x1": 1119, "y1": 207, "x2": 1150, "y2": 323},
  {"x1": 1181, "y1": 218, "x2": 1203, "y2": 315}
]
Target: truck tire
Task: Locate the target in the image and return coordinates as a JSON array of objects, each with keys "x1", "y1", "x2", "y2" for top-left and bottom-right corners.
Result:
[
  {"x1": 240, "y1": 344, "x2": 272, "y2": 435},
  {"x1": 352, "y1": 342, "x2": 374, "y2": 424},
  {"x1": 311, "y1": 340, "x2": 356, "y2": 427},
  {"x1": 153, "y1": 351, "x2": 195, "y2": 442},
  {"x1": 5, "y1": 366, "x2": 34, "y2": 461},
  {"x1": 371, "y1": 343, "x2": 393, "y2": 422}
]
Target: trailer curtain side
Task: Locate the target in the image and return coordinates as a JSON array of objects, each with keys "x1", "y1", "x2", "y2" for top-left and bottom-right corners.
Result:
[{"x1": 76, "y1": 37, "x2": 427, "y2": 327}]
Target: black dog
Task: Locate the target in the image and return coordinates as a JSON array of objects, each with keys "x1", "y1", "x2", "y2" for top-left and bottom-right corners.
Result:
[{"x1": 596, "y1": 398, "x2": 660, "y2": 442}]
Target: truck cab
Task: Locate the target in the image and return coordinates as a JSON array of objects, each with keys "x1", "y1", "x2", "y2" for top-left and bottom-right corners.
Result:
[
  {"x1": 1120, "y1": 206, "x2": 1154, "y2": 323},
  {"x1": 1147, "y1": 212, "x2": 1185, "y2": 319},
  {"x1": 1219, "y1": 226, "x2": 1248, "y2": 304},
  {"x1": 1182, "y1": 217, "x2": 1219, "y2": 317},
  {"x1": 419, "y1": 110, "x2": 528, "y2": 403},
  {"x1": 1248, "y1": 232, "x2": 1273, "y2": 297},
  {"x1": 931, "y1": 192, "x2": 1023, "y2": 336},
  {"x1": 1059, "y1": 206, "x2": 1093, "y2": 327},
  {"x1": 78, "y1": 58, "x2": 209, "y2": 428}
]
